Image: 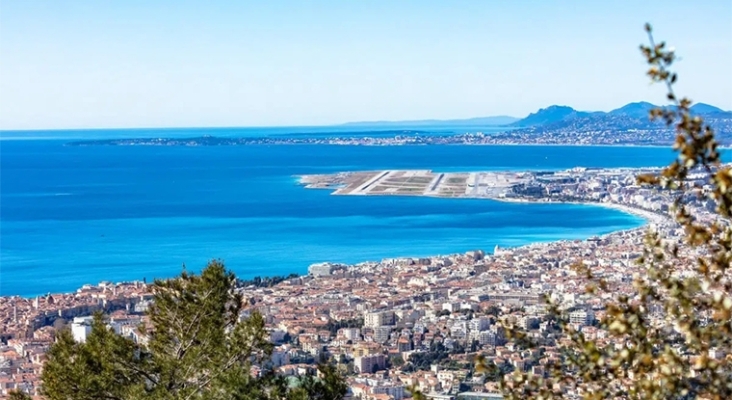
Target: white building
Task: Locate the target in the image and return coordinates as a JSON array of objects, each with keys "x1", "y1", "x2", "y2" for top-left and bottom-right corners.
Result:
[
  {"x1": 373, "y1": 326, "x2": 394, "y2": 344},
  {"x1": 479, "y1": 331, "x2": 497, "y2": 346},
  {"x1": 308, "y1": 262, "x2": 346, "y2": 277},
  {"x1": 449, "y1": 325, "x2": 467, "y2": 340},
  {"x1": 469, "y1": 317, "x2": 491, "y2": 332},
  {"x1": 372, "y1": 382, "x2": 406, "y2": 400},
  {"x1": 339, "y1": 327, "x2": 361, "y2": 341},
  {"x1": 442, "y1": 302, "x2": 460, "y2": 313},
  {"x1": 364, "y1": 311, "x2": 395, "y2": 328},
  {"x1": 354, "y1": 354, "x2": 386, "y2": 374},
  {"x1": 269, "y1": 348, "x2": 290, "y2": 367},
  {"x1": 570, "y1": 310, "x2": 594, "y2": 326},
  {"x1": 269, "y1": 328, "x2": 287, "y2": 344},
  {"x1": 71, "y1": 316, "x2": 94, "y2": 343}
]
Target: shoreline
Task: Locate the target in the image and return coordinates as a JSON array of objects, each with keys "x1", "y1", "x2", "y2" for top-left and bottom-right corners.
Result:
[
  {"x1": 4, "y1": 162, "x2": 680, "y2": 299},
  {"x1": 486, "y1": 196, "x2": 670, "y2": 226},
  {"x1": 59, "y1": 140, "x2": 710, "y2": 148},
  {"x1": 3, "y1": 192, "x2": 670, "y2": 299}
]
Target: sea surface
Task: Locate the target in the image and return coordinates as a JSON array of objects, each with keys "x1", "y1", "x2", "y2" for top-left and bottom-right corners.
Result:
[
  {"x1": 0, "y1": 131, "x2": 688, "y2": 296},
  {"x1": 0, "y1": 125, "x2": 511, "y2": 141}
]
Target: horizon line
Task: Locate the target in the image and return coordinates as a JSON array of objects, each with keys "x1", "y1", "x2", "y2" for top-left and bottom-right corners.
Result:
[{"x1": 1, "y1": 100, "x2": 728, "y2": 132}]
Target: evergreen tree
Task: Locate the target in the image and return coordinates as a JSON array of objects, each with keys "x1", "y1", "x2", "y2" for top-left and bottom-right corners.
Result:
[
  {"x1": 7, "y1": 391, "x2": 32, "y2": 400},
  {"x1": 289, "y1": 363, "x2": 349, "y2": 400},
  {"x1": 41, "y1": 313, "x2": 151, "y2": 399},
  {"x1": 40, "y1": 260, "x2": 348, "y2": 400}
]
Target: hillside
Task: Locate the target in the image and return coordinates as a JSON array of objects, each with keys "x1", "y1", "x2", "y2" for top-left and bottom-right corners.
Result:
[
  {"x1": 511, "y1": 105, "x2": 593, "y2": 127},
  {"x1": 510, "y1": 101, "x2": 731, "y2": 135}
]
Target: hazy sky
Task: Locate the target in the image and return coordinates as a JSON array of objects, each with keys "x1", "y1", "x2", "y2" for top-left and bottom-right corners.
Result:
[{"x1": 1, "y1": 1, "x2": 731, "y2": 130}]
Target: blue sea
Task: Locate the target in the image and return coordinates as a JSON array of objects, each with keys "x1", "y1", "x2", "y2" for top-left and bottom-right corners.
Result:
[{"x1": 0, "y1": 128, "x2": 685, "y2": 296}]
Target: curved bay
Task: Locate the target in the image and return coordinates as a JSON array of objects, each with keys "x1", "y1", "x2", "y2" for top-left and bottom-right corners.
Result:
[{"x1": 1, "y1": 141, "x2": 687, "y2": 296}]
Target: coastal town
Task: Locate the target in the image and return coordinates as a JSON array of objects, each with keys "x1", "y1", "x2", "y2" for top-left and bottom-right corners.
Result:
[
  {"x1": 64, "y1": 124, "x2": 732, "y2": 147},
  {"x1": 66, "y1": 104, "x2": 732, "y2": 148},
  {"x1": 0, "y1": 166, "x2": 719, "y2": 399}
]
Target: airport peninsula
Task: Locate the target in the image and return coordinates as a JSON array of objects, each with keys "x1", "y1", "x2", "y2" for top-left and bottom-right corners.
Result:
[{"x1": 298, "y1": 167, "x2": 688, "y2": 227}]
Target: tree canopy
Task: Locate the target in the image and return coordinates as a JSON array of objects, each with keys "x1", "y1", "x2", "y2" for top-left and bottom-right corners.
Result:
[{"x1": 40, "y1": 260, "x2": 348, "y2": 400}]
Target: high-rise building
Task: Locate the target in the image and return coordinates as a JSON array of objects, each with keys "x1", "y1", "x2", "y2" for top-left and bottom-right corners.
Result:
[
  {"x1": 469, "y1": 317, "x2": 491, "y2": 332},
  {"x1": 308, "y1": 262, "x2": 342, "y2": 276},
  {"x1": 354, "y1": 354, "x2": 386, "y2": 373},
  {"x1": 364, "y1": 311, "x2": 395, "y2": 328},
  {"x1": 339, "y1": 327, "x2": 361, "y2": 341},
  {"x1": 373, "y1": 326, "x2": 394, "y2": 343},
  {"x1": 569, "y1": 309, "x2": 594, "y2": 326}
]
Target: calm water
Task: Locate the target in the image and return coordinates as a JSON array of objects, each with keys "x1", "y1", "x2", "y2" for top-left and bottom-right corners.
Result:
[
  {"x1": 1, "y1": 136, "x2": 683, "y2": 296},
  {"x1": 0, "y1": 125, "x2": 510, "y2": 141}
]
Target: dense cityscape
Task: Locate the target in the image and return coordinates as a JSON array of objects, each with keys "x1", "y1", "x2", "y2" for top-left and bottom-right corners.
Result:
[{"x1": 2, "y1": 164, "x2": 720, "y2": 399}]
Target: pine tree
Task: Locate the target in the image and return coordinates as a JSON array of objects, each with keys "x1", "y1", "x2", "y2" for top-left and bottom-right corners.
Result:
[
  {"x1": 41, "y1": 313, "x2": 150, "y2": 399},
  {"x1": 7, "y1": 391, "x2": 32, "y2": 400},
  {"x1": 40, "y1": 260, "x2": 348, "y2": 399}
]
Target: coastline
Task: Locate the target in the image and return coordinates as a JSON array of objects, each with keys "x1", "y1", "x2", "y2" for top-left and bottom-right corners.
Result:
[
  {"x1": 60, "y1": 139, "x2": 707, "y2": 149},
  {"x1": 486, "y1": 196, "x2": 669, "y2": 226},
  {"x1": 5, "y1": 144, "x2": 687, "y2": 298},
  {"x1": 6, "y1": 193, "x2": 669, "y2": 299},
  {"x1": 0, "y1": 194, "x2": 672, "y2": 298}
]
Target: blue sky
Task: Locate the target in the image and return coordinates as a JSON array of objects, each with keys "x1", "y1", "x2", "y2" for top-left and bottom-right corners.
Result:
[{"x1": 1, "y1": 1, "x2": 731, "y2": 130}]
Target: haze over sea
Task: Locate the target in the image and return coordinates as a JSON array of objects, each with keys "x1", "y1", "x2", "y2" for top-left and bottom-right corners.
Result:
[{"x1": 0, "y1": 127, "x2": 690, "y2": 296}]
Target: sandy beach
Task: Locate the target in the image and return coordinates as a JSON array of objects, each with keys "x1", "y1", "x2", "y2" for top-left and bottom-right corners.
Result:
[{"x1": 483, "y1": 196, "x2": 672, "y2": 227}]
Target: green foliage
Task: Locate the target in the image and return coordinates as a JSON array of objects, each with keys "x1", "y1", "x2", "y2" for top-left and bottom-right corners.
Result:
[
  {"x1": 323, "y1": 317, "x2": 364, "y2": 335},
  {"x1": 478, "y1": 360, "x2": 515, "y2": 382},
  {"x1": 40, "y1": 260, "x2": 348, "y2": 400},
  {"x1": 145, "y1": 261, "x2": 275, "y2": 399},
  {"x1": 7, "y1": 391, "x2": 32, "y2": 400},
  {"x1": 390, "y1": 354, "x2": 406, "y2": 368},
  {"x1": 484, "y1": 305, "x2": 502, "y2": 316},
  {"x1": 266, "y1": 363, "x2": 349, "y2": 400},
  {"x1": 475, "y1": 24, "x2": 732, "y2": 400},
  {"x1": 238, "y1": 273, "x2": 300, "y2": 288},
  {"x1": 407, "y1": 342, "x2": 453, "y2": 370},
  {"x1": 408, "y1": 387, "x2": 428, "y2": 400},
  {"x1": 41, "y1": 313, "x2": 151, "y2": 399},
  {"x1": 288, "y1": 351, "x2": 316, "y2": 365},
  {"x1": 289, "y1": 363, "x2": 349, "y2": 400}
]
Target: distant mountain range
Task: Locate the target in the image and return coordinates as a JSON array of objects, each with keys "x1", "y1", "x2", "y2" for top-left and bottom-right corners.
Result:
[
  {"x1": 341, "y1": 115, "x2": 519, "y2": 127},
  {"x1": 512, "y1": 102, "x2": 730, "y2": 127},
  {"x1": 501, "y1": 102, "x2": 731, "y2": 147},
  {"x1": 341, "y1": 102, "x2": 729, "y2": 129}
]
